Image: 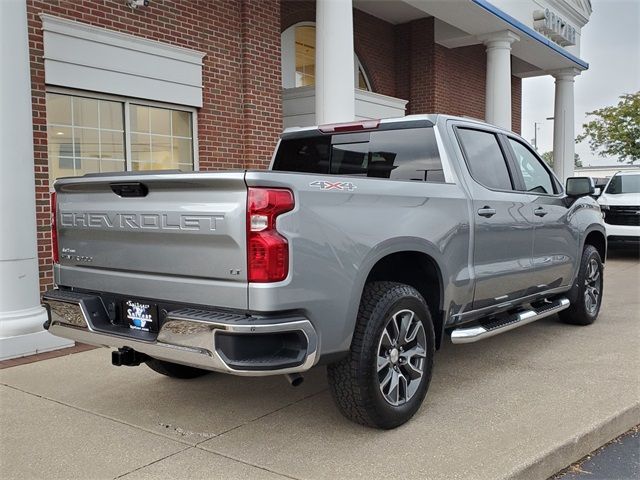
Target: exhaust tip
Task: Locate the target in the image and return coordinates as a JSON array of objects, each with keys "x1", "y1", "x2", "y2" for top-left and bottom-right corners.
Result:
[{"x1": 285, "y1": 373, "x2": 304, "y2": 387}]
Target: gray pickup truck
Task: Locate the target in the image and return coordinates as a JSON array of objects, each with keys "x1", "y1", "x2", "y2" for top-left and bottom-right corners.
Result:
[{"x1": 43, "y1": 114, "x2": 606, "y2": 429}]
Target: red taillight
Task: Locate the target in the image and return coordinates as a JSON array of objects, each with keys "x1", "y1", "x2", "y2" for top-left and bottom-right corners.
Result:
[
  {"x1": 247, "y1": 187, "x2": 294, "y2": 282},
  {"x1": 50, "y1": 192, "x2": 59, "y2": 264}
]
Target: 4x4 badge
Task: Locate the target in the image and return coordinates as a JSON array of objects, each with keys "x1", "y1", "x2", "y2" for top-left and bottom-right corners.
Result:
[{"x1": 309, "y1": 180, "x2": 357, "y2": 191}]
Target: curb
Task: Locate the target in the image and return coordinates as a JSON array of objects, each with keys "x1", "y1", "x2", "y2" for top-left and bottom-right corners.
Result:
[{"x1": 506, "y1": 402, "x2": 640, "y2": 480}]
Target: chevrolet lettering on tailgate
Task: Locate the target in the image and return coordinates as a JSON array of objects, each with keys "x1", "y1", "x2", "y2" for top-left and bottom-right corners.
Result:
[{"x1": 60, "y1": 212, "x2": 224, "y2": 231}]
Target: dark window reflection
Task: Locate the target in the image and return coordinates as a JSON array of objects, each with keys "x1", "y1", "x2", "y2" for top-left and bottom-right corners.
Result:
[{"x1": 273, "y1": 127, "x2": 445, "y2": 182}]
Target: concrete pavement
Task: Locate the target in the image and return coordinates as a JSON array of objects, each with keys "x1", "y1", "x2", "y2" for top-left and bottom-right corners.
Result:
[{"x1": 1, "y1": 250, "x2": 638, "y2": 480}]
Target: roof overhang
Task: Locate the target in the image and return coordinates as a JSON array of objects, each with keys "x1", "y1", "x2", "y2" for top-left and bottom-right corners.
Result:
[
  {"x1": 471, "y1": 0, "x2": 588, "y2": 74},
  {"x1": 355, "y1": 0, "x2": 589, "y2": 78}
]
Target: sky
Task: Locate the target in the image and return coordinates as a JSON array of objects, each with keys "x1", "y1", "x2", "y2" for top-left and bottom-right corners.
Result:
[{"x1": 521, "y1": 0, "x2": 640, "y2": 166}]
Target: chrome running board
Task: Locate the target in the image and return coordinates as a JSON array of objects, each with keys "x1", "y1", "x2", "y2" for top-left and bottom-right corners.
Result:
[{"x1": 450, "y1": 297, "x2": 570, "y2": 344}]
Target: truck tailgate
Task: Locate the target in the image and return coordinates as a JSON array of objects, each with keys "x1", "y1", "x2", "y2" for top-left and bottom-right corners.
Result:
[{"x1": 54, "y1": 172, "x2": 248, "y2": 309}]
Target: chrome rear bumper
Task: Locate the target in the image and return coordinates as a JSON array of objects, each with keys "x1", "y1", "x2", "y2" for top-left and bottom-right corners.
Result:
[{"x1": 42, "y1": 289, "x2": 318, "y2": 376}]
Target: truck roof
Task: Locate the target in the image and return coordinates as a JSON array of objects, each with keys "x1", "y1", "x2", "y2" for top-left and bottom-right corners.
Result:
[{"x1": 281, "y1": 114, "x2": 512, "y2": 137}]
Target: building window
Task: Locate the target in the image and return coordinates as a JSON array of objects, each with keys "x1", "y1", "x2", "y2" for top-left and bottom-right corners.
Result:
[
  {"x1": 129, "y1": 105, "x2": 194, "y2": 172},
  {"x1": 294, "y1": 25, "x2": 316, "y2": 87},
  {"x1": 281, "y1": 23, "x2": 372, "y2": 91},
  {"x1": 46, "y1": 92, "x2": 196, "y2": 183},
  {"x1": 47, "y1": 94, "x2": 126, "y2": 180}
]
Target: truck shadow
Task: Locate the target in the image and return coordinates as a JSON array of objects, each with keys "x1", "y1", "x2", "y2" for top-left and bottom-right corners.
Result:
[{"x1": 607, "y1": 244, "x2": 640, "y2": 260}]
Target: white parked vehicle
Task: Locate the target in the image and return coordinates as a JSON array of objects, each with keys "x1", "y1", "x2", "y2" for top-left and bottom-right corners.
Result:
[{"x1": 598, "y1": 170, "x2": 640, "y2": 245}]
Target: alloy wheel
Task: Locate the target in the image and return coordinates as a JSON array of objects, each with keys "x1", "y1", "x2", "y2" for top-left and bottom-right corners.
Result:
[
  {"x1": 584, "y1": 258, "x2": 602, "y2": 315},
  {"x1": 376, "y1": 309, "x2": 427, "y2": 406}
]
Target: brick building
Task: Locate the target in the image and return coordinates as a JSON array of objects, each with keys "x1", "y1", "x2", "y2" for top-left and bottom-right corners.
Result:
[{"x1": 0, "y1": 0, "x2": 592, "y2": 358}]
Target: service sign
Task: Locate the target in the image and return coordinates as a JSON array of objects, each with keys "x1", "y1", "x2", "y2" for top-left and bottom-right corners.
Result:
[{"x1": 533, "y1": 8, "x2": 577, "y2": 47}]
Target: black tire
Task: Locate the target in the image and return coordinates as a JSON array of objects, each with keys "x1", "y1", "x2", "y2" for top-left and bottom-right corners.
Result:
[
  {"x1": 559, "y1": 244, "x2": 604, "y2": 325},
  {"x1": 327, "y1": 281, "x2": 435, "y2": 429},
  {"x1": 145, "y1": 359, "x2": 210, "y2": 379}
]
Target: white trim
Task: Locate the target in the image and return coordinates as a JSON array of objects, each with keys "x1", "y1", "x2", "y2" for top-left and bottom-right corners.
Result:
[
  {"x1": 191, "y1": 109, "x2": 200, "y2": 171},
  {"x1": 355, "y1": 89, "x2": 408, "y2": 109},
  {"x1": 545, "y1": 0, "x2": 591, "y2": 27},
  {"x1": 124, "y1": 101, "x2": 133, "y2": 171},
  {"x1": 40, "y1": 14, "x2": 205, "y2": 64},
  {"x1": 282, "y1": 87, "x2": 407, "y2": 129},
  {"x1": 49, "y1": 123, "x2": 123, "y2": 134},
  {"x1": 40, "y1": 14, "x2": 204, "y2": 107},
  {"x1": 355, "y1": 57, "x2": 372, "y2": 91},
  {"x1": 46, "y1": 86, "x2": 197, "y2": 112}
]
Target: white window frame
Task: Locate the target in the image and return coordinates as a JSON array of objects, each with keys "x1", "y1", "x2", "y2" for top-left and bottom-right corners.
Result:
[
  {"x1": 355, "y1": 57, "x2": 372, "y2": 91},
  {"x1": 46, "y1": 87, "x2": 200, "y2": 176},
  {"x1": 281, "y1": 22, "x2": 372, "y2": 91}
]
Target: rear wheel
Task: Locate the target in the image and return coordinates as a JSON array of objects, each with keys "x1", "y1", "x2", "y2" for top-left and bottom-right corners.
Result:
[
  {"x1": 327, "y1": 281, "x2": 435, "y2": 429},
  {"x1": 145, "y1": 359, "x2": 210, "y2": 379},
  {"x1": 560, "y1": 244, "x2": 604, "y2": 325}
]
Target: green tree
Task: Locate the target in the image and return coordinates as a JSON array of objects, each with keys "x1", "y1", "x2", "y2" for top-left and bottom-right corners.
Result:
[
  {"x1": 576, "y1": 92, "x2": 640, "y2": 164},
  {"x1": 541, "y1": 151, "x2": 582, "y2": 168}
]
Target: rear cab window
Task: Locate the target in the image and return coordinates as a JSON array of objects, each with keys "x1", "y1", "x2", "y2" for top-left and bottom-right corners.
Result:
[{"x1": 273, "y1": 126, "x2": 445, "y2": 182}]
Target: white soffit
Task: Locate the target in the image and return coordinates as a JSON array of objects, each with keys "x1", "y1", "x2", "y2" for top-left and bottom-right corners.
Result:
[
  {"x1": 353, "y1": 0, "x2": 428, "y2": 24},
  {"x1": 40, "y1": 14, "x2": 205, "y2": 107}
]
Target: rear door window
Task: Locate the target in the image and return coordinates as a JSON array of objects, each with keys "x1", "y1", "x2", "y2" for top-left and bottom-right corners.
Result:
[
  {"x1": 456, "y1": 128, "x2": 513, "y2": 191},
  {"x1": 273, "y1": 127, "x2": 445, "y2": 182}
]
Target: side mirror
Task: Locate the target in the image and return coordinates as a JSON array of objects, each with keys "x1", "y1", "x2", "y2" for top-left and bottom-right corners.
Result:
[
  {"x1": 593, "y1": 187, "x2": 602, "y2": 197},
  {"x1": 566, "y1": 177, "x2": 595, "y2": 197}
]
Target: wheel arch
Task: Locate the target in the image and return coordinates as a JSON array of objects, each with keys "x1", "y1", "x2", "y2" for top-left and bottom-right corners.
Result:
[
  {"x1": 350, "y1": 239, "x2": 447, "y2": 350},
  {"x1": 583, "y1": 226, "x2": 607, "y2": 263}
]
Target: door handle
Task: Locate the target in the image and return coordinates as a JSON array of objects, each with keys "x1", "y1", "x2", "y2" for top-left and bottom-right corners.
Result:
[
  {"x1": 534, "y1": 207, "x2": 548, "y2": 217},
  {"x1": 477, "y1": 206, "x2": 496, "y2": 218}
]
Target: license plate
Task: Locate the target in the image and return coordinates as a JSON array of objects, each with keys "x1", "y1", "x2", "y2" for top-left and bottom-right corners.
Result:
[{"x1": 123, "y1": 299, "x2": 158, "y2": 332}]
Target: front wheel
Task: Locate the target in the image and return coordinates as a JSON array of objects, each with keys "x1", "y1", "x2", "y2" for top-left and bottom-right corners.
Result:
[
  {"x1": 560, "y1": 244, "x2": 604, "y2": 325},
  {"x1": 327, "y1": 281, "x2": 435, "y2": 429}
]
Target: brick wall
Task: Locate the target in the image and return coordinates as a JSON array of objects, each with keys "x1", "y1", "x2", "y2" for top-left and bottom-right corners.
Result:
[
  {"x1": 393, "y1": 16, "x2": 522, "y2": 135},
  {"x1": 353, "y1": 9, "x2": 396, "y2": 97},
  {"x1": 281, "y1": 0, "x2": 314, "y2": 30},
  {"x1": 395, "y1": 18, "x2": 437, "y2": 114},
  {"x1": 433, "y1": 43, "x2": 486, "y2": 120},
  {"x1": 241, "y1": 0, "x2": 283, "y2": 168},
  {"x1": 27, "y1": 0, "x2": 281, "y2": 292}
]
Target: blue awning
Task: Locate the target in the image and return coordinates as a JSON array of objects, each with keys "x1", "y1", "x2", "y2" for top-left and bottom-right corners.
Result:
[{"x1": 472, "y1": 0, "x2": 588, "y2": 70}]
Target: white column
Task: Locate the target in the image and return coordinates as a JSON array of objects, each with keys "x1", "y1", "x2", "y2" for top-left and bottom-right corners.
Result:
[
  {"x1": 315, "y1": 0, "x2": 355, "y2": 124},
  {"x1": 482, "y1": 31, "x2": 519, "y2": 130},
  {"x1": 552, "y1": 68, "x2": 580, "y2": 181},
  {"x1": 0, "y1": 0, "x2": 72, "y2": 359},
  {"x1": 280, "y1": 26, "x2": 296, "y2": 89}
]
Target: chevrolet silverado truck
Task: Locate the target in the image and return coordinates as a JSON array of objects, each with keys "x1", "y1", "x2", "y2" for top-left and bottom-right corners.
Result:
[
  {"x1": 43, "y1": 115, "x2": 606, "y2": 429},
  {"x1": 597, "y1": 170, "x2": 640, "y2": 245}
]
